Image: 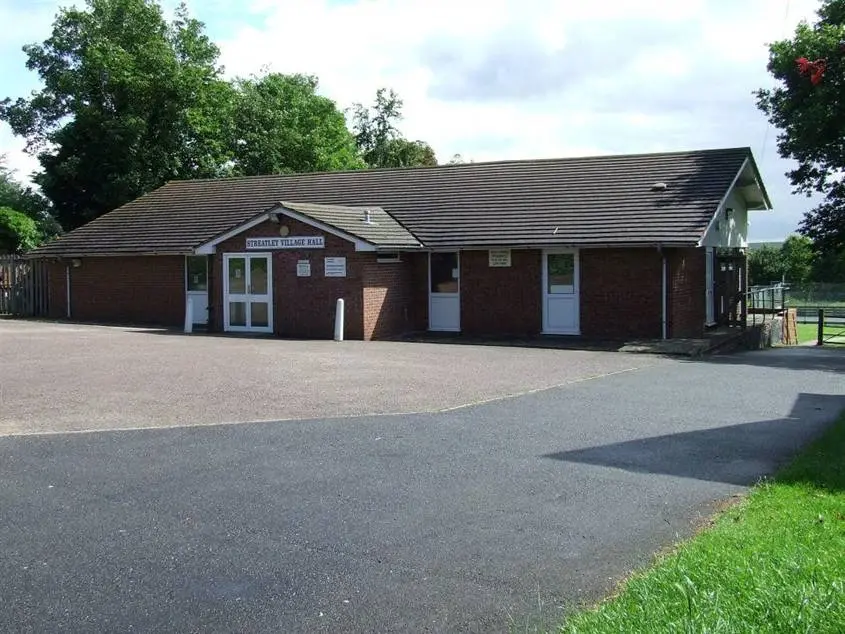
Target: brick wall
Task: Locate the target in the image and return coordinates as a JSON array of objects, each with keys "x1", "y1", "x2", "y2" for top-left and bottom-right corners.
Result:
[
  {"x1": 213, "y1": 219, "x2": 367, "y2": 339},
  {"x1": 406, "y1": 252, "x2": 428, "y2": 332},
  {"x1": 461, "y1": 249, "x2": 542, "y2": 336},
  {"x1": 46, "y1": 256, "x2": 185, "y2": 325},
  {"x1": 362, "y1": 260, "x2": 411, "y2": 340},
  {"x1": 580, "y1": 248, "x2": 663, "y2": 339},
  {"x1": 668, "y1": 247, "x2": 706, "y2": 338}
]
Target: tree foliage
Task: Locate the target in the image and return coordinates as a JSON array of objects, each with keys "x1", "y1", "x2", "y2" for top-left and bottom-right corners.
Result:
[
  {"x1": 351, "y1": 88, "x2": 437, "y2": 168},
  {"x1": 748, "y1": 234, "x2": 835, "y2": 285},
  {"x1": 810, "y1": 246, "x2": 845, "y2": 282},
  {"x1": 780, "y1": 234, "x2": 815, "y2": 284},
  {"x1": 0, "y1": 156, "x2": 61, "y2": 241},
  {"x1": 1, "y1": 0, "x2": 444, "y2": 234},
  {"x1": 0, "y1": 0, "x2": 233, "y2": 230},
  {"x1": 749, "y1": 245, "x2": 786, "y2": 286},
  {"x1": 228, "y1": 73, "x2": 363, "y2": 175},
  {"x1": 0, "y1": 207, "x2": 41, "y2": 254},
  {"x1": 756, "y1": 0, "x2": 845, "y2": 252}
]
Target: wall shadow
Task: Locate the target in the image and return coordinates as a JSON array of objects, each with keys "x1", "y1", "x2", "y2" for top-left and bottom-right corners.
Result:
[
  {"x1": 692, "y1": 345, "x2": 845, "y2": 375},
  {"x1": 544, "y1": 393, "x2": 844, "y2": 488}
]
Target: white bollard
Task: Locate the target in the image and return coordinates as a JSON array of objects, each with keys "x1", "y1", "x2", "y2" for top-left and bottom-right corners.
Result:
[
  {"x1": 334, "y1": 298, "x2": 345, "y2": 342},
  {"x1": 184, "y1": 298, "x2": 193, "y2": 334}
]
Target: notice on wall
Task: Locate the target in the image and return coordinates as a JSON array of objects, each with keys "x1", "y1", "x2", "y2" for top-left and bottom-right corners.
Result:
[
  {"x1": 488, "y1": 249, "x2": 512, "y2": 267},
  {"x1": 296, "y1": 260, "x2": 311, "y2": 277},
  {"x1": 324, "y1": 257, "x2": 347, "y2": 278},
  {"x1": 246, "y1": 236, "x2": 325, "y2": 250}
]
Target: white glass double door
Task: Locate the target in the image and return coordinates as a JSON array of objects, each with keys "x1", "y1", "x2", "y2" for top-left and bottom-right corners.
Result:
[{"x1": 224, "y1": 253, "x2": 273, "y2": 333}]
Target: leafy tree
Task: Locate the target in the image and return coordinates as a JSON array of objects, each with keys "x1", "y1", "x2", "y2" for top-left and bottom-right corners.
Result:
[
  {"x1": 0, "y1": 156, "x2": 61, "y2": 240},
  {"x1": 781, "y1": 234, "x2": 814, "y2": 284},
  {"x1": 811, "y1": 246, "x2": 845, "y2": 282},
  {"x1": 749, "y1": 234, "x2": 834, "y2": 285},
  {"x1": 382, "y1": 139, "x2": 437, "y2": 168},
  {"x1": 0, "y1": 0, "x2": 234, "y2": 230},
  {"x1": 228, "y1": 73, "x2": 363, "y2": 175},
  {"x1": 0, "y1": 207, "x2": 41, "y2": 254},
  {"x1": 748, "y1": 244, "x2": 784, "y2": 285},
  {"x1": 351, "y1": 88, "x2": 437, "y2": 168},
  {"x1": 756, "y1": 0, "x2": 845, "y2": 253}
]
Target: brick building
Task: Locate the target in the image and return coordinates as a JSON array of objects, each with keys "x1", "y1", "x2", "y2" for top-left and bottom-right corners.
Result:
[{"x1": 27, "y1": 147, "x2": 771, "y2": 341}]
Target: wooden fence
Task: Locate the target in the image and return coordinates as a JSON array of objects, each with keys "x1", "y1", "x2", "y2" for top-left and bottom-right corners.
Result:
[{"x1": 0, "y1": 255, "x2": 49, "y2": 317}]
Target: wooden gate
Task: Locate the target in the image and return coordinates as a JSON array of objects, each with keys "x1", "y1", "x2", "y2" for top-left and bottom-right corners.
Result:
[{"x1": 0, "y1": 255, "x2": 49, "y2": 317}]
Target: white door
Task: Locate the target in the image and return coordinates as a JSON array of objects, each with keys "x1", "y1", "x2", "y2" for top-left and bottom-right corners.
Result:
[
  {"x1": 224, "y1": 253, "x2": 273, "y2": 333},
  {"x1": 429, "y1": 252, "x2": 460, "y2": 332},
  {"x1": 705, "y1": 247, "x2": 715, "y2": 326},
  {"x1": 186, "y1": 256, "x2": 209, "y2": 325},
  {"x1": 543, "y1": 250, "x2": 580, "y2": 335}
]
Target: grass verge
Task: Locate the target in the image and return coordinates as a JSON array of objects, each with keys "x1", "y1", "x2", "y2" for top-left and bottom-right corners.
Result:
[
  {"x1": 560, "y1": 412, "x2": 845, "y2": 633},
  {"x1": 796, "y1": 322, "x2": 845, "y2": 345}
]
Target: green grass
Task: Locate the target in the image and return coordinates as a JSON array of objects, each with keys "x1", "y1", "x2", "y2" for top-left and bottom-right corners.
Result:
[
  {"x1": 796, "y1": 322, "x2": 845, "y2": 345},
  {"x1": 786, "y1": 299, "x2": 845, "y2": 308},
  {"x1": 787, "y1": 299, "x2": 845, "y2": 308},
  {"x1": 560, "y1": 413, "x2": 845, "y2": 633}
]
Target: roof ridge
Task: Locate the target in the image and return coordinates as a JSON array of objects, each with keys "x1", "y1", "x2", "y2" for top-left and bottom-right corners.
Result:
[
  {"x1": 167, "y1": 147, "x2": 752, "y2": 185},
  {"x1": 280, "y1": 200, "x2": 384, "y2": 211}
]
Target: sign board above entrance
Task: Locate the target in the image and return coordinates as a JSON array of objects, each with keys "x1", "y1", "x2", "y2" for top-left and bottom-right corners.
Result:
[
  {"x1": 246, "y1": 236, "x2": 325, "y2": 250},
  {"x1": 488, "y1": 249, "x2": 512, "y2": 267}
]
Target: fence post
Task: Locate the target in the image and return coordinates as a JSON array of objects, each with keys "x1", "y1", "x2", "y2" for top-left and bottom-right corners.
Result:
[{"x1": 817, "y1": 308, "x2": 824, "y2": 346}]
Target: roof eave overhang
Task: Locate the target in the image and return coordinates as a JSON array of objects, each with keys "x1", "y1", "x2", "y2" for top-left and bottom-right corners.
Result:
[
  {"x1": 424, "y1": 241, "x2": 698, "y2": 250},
  {"x1": 24, "y1": 249, "x2": 193, "y2": 259},
  {"x1": 696, "y1": 156, "x2": 769, "y2": 247},
  {"x1": 744, "y1": 153, "x2": 773, "y2": 211},
  {"x1": 375, "y1": 244, "x2": 427, "y2": 251}
]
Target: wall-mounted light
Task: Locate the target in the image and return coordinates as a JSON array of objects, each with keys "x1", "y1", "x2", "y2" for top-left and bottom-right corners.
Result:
[
  {"x1": 725, "y1": 207, "x2": 734, "y2": 220},
  {"x1": 71, "y1": 258, "x2": 82, "y2": 268}
]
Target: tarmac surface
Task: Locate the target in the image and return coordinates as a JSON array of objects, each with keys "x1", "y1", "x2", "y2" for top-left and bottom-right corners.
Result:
[
  {"x1": 0, "y1": 320, "x2": 664, "y2": 436},
  {"x1": 1, "y1": 321, "x2": 844, "y2": 632}
]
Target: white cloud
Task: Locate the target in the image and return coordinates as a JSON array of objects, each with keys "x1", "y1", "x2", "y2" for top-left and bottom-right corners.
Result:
[
  {"x1": 0, "y1": 125, "x2": 40, "y2": 181},
  {"x1": 214, "y1": 0, "x2": 823, "y2": 239}
]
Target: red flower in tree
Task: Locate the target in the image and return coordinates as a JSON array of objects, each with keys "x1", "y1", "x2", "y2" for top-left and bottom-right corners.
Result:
[
  {"x1": 811, "y1": 59, "x2": 827, "y2": 85},
  {"x1": 796, "y1": 56, "x2": 827, "y2": 85}
]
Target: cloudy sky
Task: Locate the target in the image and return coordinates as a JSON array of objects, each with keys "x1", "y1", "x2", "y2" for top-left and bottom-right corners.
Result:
[{"x1": 0, "y1": 0, "x2": 826, "y2": 240}]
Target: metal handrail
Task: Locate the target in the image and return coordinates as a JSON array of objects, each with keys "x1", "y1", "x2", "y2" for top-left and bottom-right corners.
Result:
[{"x1": 728, "y1": 285, "x2": 786, "y2": 328}]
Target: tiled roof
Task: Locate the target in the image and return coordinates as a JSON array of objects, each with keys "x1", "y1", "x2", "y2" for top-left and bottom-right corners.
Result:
[
  {"x1": 28, "y1": 147, "x2": 767, "y2": 257},
  {"x1": 276, "y1": 202, "x2": 421, "y2": 249}
]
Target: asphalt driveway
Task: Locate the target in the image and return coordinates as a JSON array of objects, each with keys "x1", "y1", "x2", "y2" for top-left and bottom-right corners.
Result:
[
  {"x1": 1, "y1": 331, "x2": 843, "y2": 632},
  {"x1": 0, "y1": 320, "x2": 664, "y2": 436}
]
